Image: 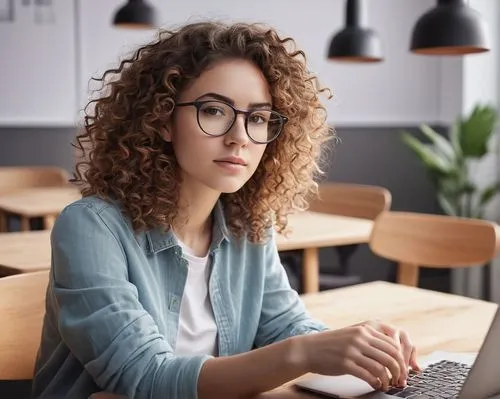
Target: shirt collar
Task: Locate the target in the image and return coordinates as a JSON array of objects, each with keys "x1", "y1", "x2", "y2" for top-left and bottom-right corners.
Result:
[{"x1": 145, "y1": 200, "x2": 230, "y2": 254}]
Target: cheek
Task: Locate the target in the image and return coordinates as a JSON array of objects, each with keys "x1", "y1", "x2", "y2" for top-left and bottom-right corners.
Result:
[
  {"x1": 251, "y1": 145, "x2": 267, "y2": 164},
  {"x1": 170, "y1": 111, "x2": 201, "y2": 142},
  {"x1": 246, "y1": 145, "x2": 267, "y2": 174},
  {"x1": 170, "y1": 116, "x2": 202, "y2": 151}
]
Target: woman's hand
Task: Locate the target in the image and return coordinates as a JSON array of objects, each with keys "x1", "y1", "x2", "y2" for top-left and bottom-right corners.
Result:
[
  {"x1": 357, "y1": 320, "x2": 421, "y2": 374},
  {"x1": 299, "y1": 320, "x2": 421, "y2": 392}
]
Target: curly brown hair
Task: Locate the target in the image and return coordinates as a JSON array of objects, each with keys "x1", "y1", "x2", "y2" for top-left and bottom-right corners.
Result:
[{"x1": 73, "y1": 21, "x2": 334, "y2": 243}]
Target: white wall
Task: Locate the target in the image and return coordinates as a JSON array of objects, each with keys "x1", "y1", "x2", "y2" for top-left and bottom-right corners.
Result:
[
  {"x1": 78, "y1": 0, "x2": 440, "y2": 127},
  {"x1": 0, "y1": 0, "x2": 448, "y2": 127},
  {"x1": 0, "y1": 0, "x2": 77, "y2": 126},
  {"x1": 1, "y1": 0, "x2": 497, "y2": 128}
]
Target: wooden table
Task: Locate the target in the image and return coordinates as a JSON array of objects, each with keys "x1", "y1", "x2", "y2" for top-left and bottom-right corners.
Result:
[
  {"x1": 277, "y1": 212, "x2": 373, "y2": 294},
  {"x1": 302, "y1": 281, "x2": 498, "y2": 357},
  {"x1": 0, "y1": 186, "x2": 81, "y2": 231},
  {"x1": 276, "y1": 281, "x2": 499, "y2": 398},
  {"x1": 0, "y1": 211, "x2": 372, "y2": 287},
  {"x1": 0, "y1": 231, "x2": 51, "y2": 276},
  {"x1": 89, "y1": 282, "x2": 499, "y2": 399}
]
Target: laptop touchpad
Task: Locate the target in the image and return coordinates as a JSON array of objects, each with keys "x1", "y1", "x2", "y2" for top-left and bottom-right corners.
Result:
[{"x1": 295, "y1": 374, "x2": 376, "y2": 398}]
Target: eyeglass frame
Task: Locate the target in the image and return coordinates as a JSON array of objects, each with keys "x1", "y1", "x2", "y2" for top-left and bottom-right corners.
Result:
[{"x1": 175, "y1": 99, "x2": 289, "y2": 144}]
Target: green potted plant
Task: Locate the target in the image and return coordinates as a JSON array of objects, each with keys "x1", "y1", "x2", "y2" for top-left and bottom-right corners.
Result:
[{"x1": 400, "y1": 104, "x2": 499, "y2": 219}]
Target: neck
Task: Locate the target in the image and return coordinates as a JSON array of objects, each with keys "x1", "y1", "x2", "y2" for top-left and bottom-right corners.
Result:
[{"x1": 172, "y1": 182, "x2": 220, "y2": 255}]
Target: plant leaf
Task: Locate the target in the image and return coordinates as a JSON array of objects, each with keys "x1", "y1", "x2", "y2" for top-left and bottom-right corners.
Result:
[
  {"x1": 479, "y1": 182, "x2": 500, "y2": 206},
  {"x1": 448, "y1": 120, "x2": 463, "y2": 161},
  {"x1": 419, "y1": 124, "x2": 456, "y2": 162},
  {"x1": 437, "y1": 192, "x2": 458, "y2": 216},
  {"x1": 459, "y1": 104, "x2": 498, "y2": 158},
  {"x1": 400, "y1": 132, "x2": 455, "y2": 175}
]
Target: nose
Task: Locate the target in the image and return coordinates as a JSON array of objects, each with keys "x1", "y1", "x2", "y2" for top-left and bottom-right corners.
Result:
[{"x1": 224, "y1": 114, "x2": 250, "y2": 147}]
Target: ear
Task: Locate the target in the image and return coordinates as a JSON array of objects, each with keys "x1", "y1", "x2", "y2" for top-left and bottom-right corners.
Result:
[
  {"x1": 161, "y1": 127, "x2": 173, "y2": 142},
  {"x1": 161, "y1": 119, "x2": 173, "y2": 142}
]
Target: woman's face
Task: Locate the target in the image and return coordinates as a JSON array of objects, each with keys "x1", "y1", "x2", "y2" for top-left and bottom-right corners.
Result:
[{"x1": 164, "y1": 58, "x2": 271, "y2": 195}]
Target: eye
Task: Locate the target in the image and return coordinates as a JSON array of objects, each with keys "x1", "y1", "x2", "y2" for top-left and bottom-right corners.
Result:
[
  {"x1": 248, "y1": 112, "x2": 269, "y2": 124},
  {"x1": 201, "y1": 106, "x2": 226, "y2": 117}
]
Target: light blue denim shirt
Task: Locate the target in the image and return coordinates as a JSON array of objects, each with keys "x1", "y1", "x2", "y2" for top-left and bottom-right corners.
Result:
[{"x1": 31, "y1": 196, "x2": 327, "y2": 399}]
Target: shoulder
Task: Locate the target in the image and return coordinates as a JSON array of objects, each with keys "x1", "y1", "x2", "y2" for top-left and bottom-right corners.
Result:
[
  {"x1": 53, "y1": 195, "x2": 132, "y2": 241},
  {"x1": 61, "y1": 195, "x2": 121, "y2": 217}
]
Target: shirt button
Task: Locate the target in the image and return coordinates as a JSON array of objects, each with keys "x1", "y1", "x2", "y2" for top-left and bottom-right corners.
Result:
[{"x1": 170, "y1": 297, "x2": 180, "y2": 312}]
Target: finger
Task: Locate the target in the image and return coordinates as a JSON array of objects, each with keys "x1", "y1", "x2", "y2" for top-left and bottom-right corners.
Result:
[
  {"x1": 342, "y1": 358, "x2": 383, "y2": 391},
  {"x1": 388, "y1": 329, "x2": 409, "y2": 386},
  {"x1": 364, "y1": 324, "x2": 401, "y2": 352},
  {"x1": 353, "y1": 354, "x2": 392, "y2": 391},
  {"x1": 364, "y1": 323, "x2": 411, "y2": 385},
  {"x1": 409, "y1": 346, "x2": 422, "y2": 371},
  {"x1": 361, "y1": 344, "x2": 402, "y2": 389},
  {"x1": 398, "y1": 330, "x2": 412, "y2": 366},
  {"x1": 365, "y1": 329, "x2": 407, "y2": 384}
]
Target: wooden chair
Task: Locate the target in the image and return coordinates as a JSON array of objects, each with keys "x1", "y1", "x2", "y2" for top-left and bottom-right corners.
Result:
[
  {"x1": 311, "y1": 183, "x2": 391, "y2": 290},
  {"x1": 280, "y1": 183, "x2": 391, "y2": 292},
  {"x1": 369, "y1": 211, "x2": 498, "y2": 287},
  {"x1": 0, "y1": 167, "x2": 69, "y2": 194},
  {"x1": 0, "y1": 270, "x2": 49, "y2": 380},
  {"x1": 309, "y1": 182, "x2": 392, "y2": 220},
  {"x1": 0, "y1": 167, "x2": 70, "y2": 232}
]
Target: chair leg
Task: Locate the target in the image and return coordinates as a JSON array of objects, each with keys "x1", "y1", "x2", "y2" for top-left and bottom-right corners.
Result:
[
  {"x1": 0, "y1": 212, "x2": 6, "y2": 232},
  {"x1": 397, "y1": 263, "x2": 419, "y2": 286}
]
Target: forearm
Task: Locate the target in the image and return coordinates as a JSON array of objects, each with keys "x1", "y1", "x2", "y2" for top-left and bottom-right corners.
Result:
[
  {"x1": 89, "y1": 387, "x2": 316, "y2": 399},
  {"x1": 198, "y1": 335, "x2": 307, "y2": 399},
  {"x1": 251, "y1": 388, "x2": 318, "y2": 399}
]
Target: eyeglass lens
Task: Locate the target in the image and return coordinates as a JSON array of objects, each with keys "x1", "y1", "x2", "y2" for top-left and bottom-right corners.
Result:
[{"x1": 197, "y1": 101, "x2": 283, "y2": 143}]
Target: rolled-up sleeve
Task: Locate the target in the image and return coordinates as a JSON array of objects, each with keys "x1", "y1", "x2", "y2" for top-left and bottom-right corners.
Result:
[
  {"x1": 253, "y1": 233, "x2": 328, "y2": 348},
  {"x1": 51, "y1": 203, "x2": 211, "y2": 399}
]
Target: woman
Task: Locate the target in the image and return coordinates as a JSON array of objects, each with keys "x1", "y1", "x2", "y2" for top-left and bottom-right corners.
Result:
[{"x1": 32, "y1": 21, "x2": 419, "y2": 399}]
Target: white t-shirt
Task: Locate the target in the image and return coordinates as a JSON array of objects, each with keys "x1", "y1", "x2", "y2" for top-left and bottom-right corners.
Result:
[{"x1": 174, "y1": 235, "x2": 218, "y2": 356}]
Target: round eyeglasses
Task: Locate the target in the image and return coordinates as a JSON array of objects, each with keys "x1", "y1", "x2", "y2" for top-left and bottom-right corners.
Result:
[{"x1": 175, "y1": 100, "x2": 288, "y2": 144}]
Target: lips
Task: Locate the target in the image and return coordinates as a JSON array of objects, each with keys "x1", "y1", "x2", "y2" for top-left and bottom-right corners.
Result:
[{"x1": 214, "y1": 156, "x2": 247, "y2": 166}]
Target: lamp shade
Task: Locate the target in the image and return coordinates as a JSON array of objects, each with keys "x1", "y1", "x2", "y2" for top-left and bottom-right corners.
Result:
[
  {"x1": 113, "y1": 0, "x2": 156, "y2": 29},
  {"x1": 327, "y1": 0, "x2": 383, "y2": 63},
  {"x1": 410, "y1": 0, "x2": 489, "y2": 55}
]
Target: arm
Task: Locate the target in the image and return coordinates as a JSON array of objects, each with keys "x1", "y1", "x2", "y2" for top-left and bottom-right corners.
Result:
[
  {"x1": 56, "y1": 204, "x2": 412, "y2": 399},
  {"x1": 197, "y1": 232, "x2": 328, "y2": 399},
  {"x1": 54, "y1": 203, "x2": 311, "y2": 399},
  {"x1": 198, "y1": 335, "x2": 307, "y2": 398},
  {"x1": 254, "y1": 233, "x2": 328, "y2": 347},
  {"x1": 90, "y1": 386, "x2": 318, "y2": 399},
  {"x1": 51, "y1": 203, "x2": 211, "y2": 399}
]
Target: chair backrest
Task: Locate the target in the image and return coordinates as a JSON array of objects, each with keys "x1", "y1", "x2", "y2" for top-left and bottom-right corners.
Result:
[
  {"x1": 496, "y1": 224, "x2": 500, "y2": 253},
  {"x1": 309, "y1": 182, "x2": 392, "y2": 220},
  {"x1": 0, "y1": 270, "x2": 49, "y2": 380},
  {"x1": 369, "y1": 211, "x2": 498, "y2": 287},
  {"x1": 0, "y1": 167, "x2": 69, "y2": 194}
]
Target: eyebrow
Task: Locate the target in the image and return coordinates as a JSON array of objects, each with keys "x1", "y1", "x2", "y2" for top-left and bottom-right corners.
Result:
[{"x1": 196, "y1": 92, "x2": 273, "y2": 109}]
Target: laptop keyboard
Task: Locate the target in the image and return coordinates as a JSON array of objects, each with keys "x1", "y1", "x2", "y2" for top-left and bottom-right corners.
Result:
[{"x1": 386, "y1": 360, "x2": 471, "y2": 398}]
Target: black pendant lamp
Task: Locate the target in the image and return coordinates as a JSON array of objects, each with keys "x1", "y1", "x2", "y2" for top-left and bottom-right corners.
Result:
[
  {"x1": 410, "y1": 0, "x2": 489, "y2": 55},
  {"x1": 327, "y1": 0, "x2": 383, "y2": 63},
  {"x1": 113, "y1": 0, "x2": 157, "y2": 29}
]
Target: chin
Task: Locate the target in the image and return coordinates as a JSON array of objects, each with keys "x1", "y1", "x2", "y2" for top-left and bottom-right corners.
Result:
[
  {"x1": 218, "y1": 184, "x2": 246, "y2": 194},
  {"x1": 208, "y1": 179, "x2": 247, "y2": 194}
]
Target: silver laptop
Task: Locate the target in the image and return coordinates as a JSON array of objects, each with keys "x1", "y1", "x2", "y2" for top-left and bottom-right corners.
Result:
[{"x1": 295, "y1": 307, "x2": 500, "y2": 399}]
